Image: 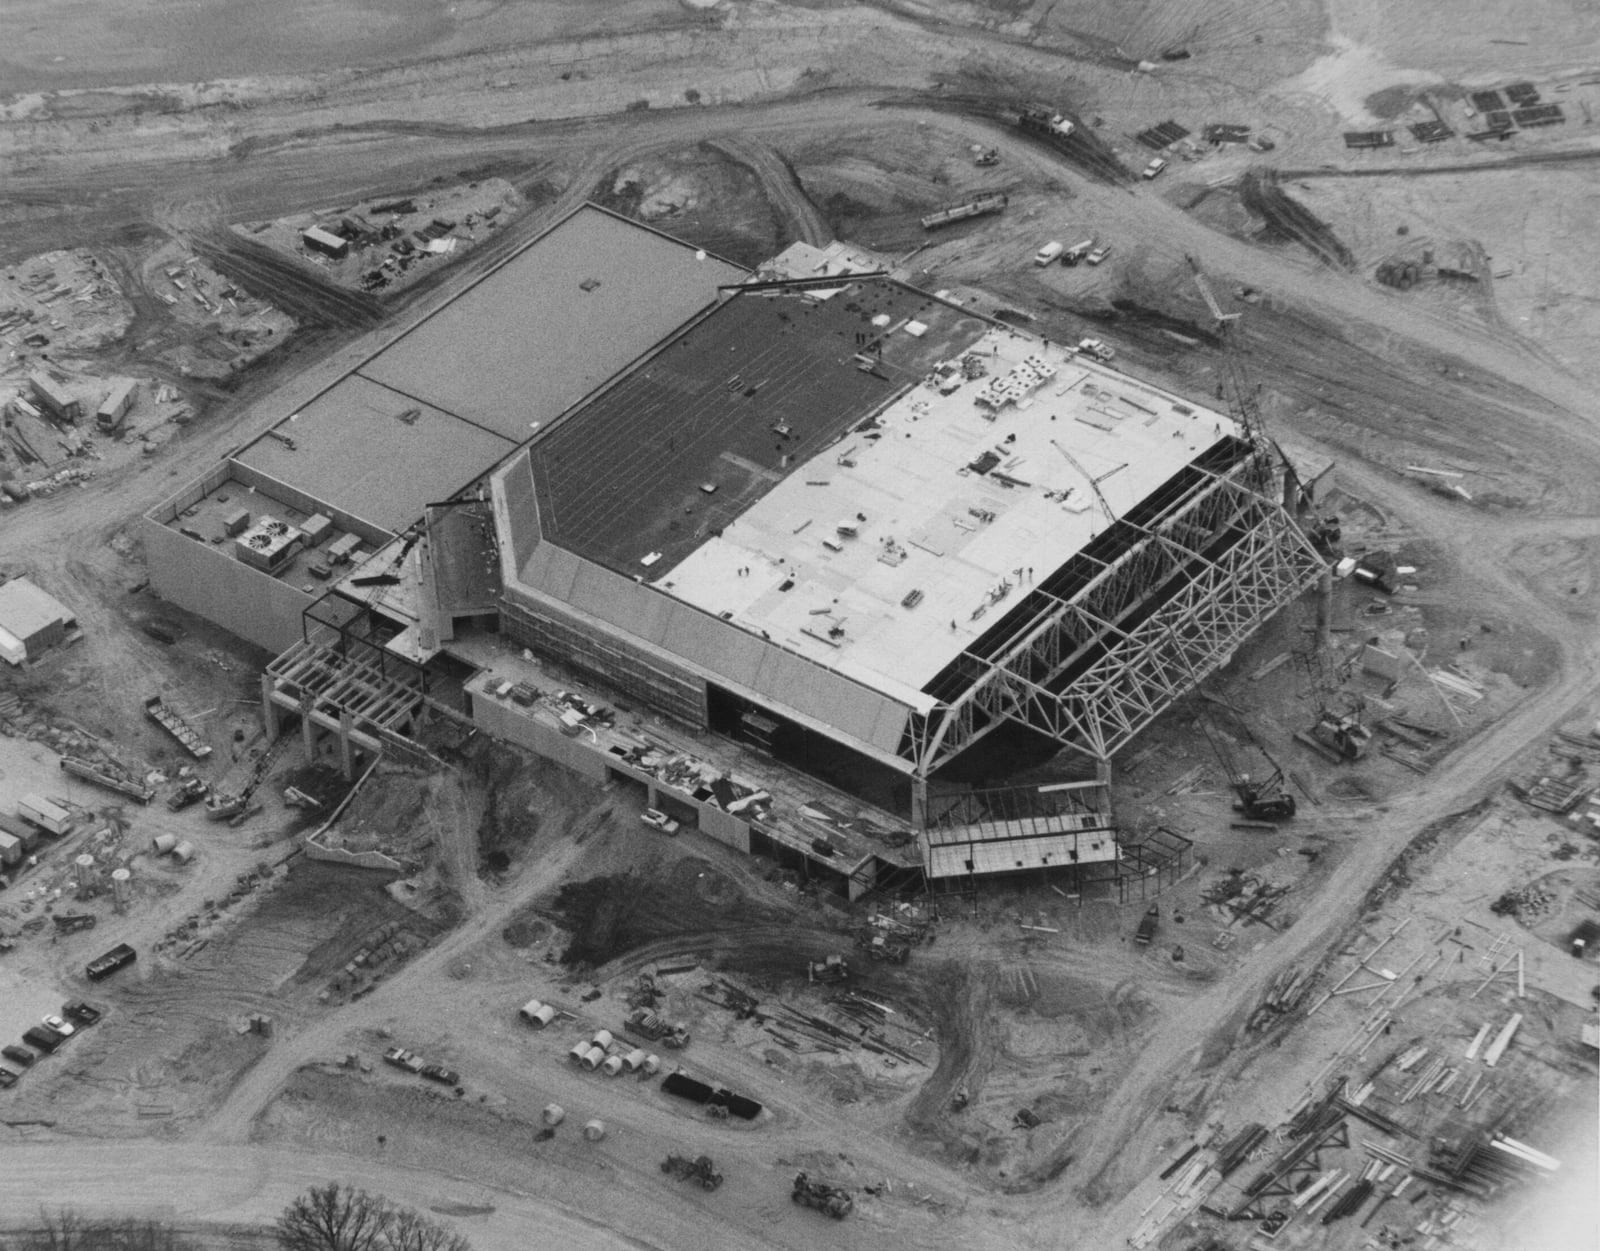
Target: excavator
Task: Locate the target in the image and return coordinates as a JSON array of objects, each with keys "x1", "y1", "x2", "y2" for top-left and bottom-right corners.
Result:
[{"x1": 1197, "y1": 702, "x2": 1296, "y2": 821}]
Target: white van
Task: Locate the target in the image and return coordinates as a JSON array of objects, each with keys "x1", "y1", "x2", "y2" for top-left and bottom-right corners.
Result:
[{"x1": 1034, "y1": 241, "x2": 1065, "y2": 266}]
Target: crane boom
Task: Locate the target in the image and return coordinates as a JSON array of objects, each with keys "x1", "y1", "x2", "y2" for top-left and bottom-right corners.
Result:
[{"x1": 1049, "y1": 439, "x2": 1123, "y2": 524}]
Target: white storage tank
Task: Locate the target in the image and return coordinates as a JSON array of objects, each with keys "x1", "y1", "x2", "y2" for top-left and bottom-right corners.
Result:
[
  {"x1": 601, "y1": 1055, "x2": 625, "y2": 1077},
  {"x1": 111, "y1": 868, "x2": 132, "y2": 908},
  {"x1": 541, "y1": 1103, "x2": 565, "y2": 1126},
  {"x1": 73, "y1": 854, "x2": 97, "y2": 891},
  {"x1": 591, "y1": 1028, "x2": 614, "y2": 1049},
  {"x1": 151, "y1": 833, "x2": 177, "y2": 855},
  {"x1": 581, "y1": 1046, "x2": 605, "y2": 1071},
  {"x1": 583, "y1": 1119, "x2": 606, "y2": 1142}
]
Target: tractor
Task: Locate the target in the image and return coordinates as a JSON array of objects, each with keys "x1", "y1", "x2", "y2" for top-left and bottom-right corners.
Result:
[
  {"x1": 662, "y1": 1154, "x2": 723, "y2": 1191},
  {"x1": 792, "y1": 1172, "x2": 853, "y2": 1219}
]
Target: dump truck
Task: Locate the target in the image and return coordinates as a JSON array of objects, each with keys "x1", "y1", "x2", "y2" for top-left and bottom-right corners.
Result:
[
  {"x1": 661, "y1": 1154, "x2": 723, "y2": 1191},
  {"x1": 919, "y1": 192, "x2": 1008, "y2": 231},
  {"x1": 792, "y1": 1173, "x2": 853, "y2": 1219}
]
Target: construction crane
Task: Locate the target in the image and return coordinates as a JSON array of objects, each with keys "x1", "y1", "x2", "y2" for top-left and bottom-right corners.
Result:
[{"x1": 1049, "y1": 438, "x2": 1126, "y2": 527}]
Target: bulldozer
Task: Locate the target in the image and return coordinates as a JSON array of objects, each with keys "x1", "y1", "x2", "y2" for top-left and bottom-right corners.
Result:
[
  {"x1": 661, "y1": 1154, "x2": 723, "y2": 1191},
  {"x1": 807, "y1": 954, "x2": 850, "y2": 984},
  {"x1": 1307, "y1": 709, "x2": 1373, "y2": 762},
  {"x1": 792, "y1": 1172, "x2": 853, "y2": 1219},
  {"x1": 854, "y1": 929, "x2": 910, "y2": 964}
]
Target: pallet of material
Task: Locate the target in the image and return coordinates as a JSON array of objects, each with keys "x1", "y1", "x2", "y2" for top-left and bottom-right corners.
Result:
[
  {"x1": 1503, "y1": 82, "x2": 1540, "y2": 105},
  {"x1": 1470, "y1": 90, "x2": 1505, "y2": 112},
  {"x1": 1409, "y1": 121, "x2": 1453, "y2": 143},
  {"x1": 1512, "y1": 104, "x2": 1564, "y2": 127}
]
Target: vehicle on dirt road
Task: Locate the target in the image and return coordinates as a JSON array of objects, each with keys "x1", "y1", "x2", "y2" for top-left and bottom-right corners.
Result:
[
  {"x1": 640, "y1": 808, "x2": 680, "y2": 835},
  {"x1": 1142, "y1": 157, "x2": 1168, "y2": 179},
  {"x1": 1134, "y1": 906, "x2": 1160, "y2": 946},
  {"x1": 420, "y1": 1064, "x2": 461, "y2": 1086},
  {"x1": 2, "y1": 1045, "x2": 34, "y2": 1068},
  {"x1": 661, "y1": 1154, "x2": 723, "y2": 1191},
  {"x1": 85, "y1": 942, "x2": 136, "y2": 982},
  {"x1": 42, "y1": 1014, "x2": 74, "y2": 1038},
  {"x1": 63, "y1": 1003, "x2": 101, "y2": 1027},
  {"x1": 792, "y1": 1172, "x2": 853, "y2": 1219},
  {"x1": 383, "y1": 1047, "x2": 424, "y2": 1073}
]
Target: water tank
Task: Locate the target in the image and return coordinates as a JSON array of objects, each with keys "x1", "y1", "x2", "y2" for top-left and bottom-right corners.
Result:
[
  {"x1": 541, "y1": 1103, "x2": 565, "y2": 1126},
  {"x1": 581, "y1": 1046, "x2": 605, "y2": 1071},
  {"x1": 601, "y1": 1055, "x2": 624, "y2": 1077},
  {"x1": 591, "y1": 1028, "x2": 614, "y2": 1049},
  {"x1": 110, "y1": 868, "x2": 132, "y2": 907},
  {"x1": 583, "y1": 1119, "x2": 606, "y2": 1142},
  {"x1": 171, "y1": 841, "x2": 196, "y2": 864},
  {"x1": 74, "y1": 854, "x2": 97, "y2": 890},
  {"x1": 151, "y1": 833, "x2": 178, "y2": 855}
]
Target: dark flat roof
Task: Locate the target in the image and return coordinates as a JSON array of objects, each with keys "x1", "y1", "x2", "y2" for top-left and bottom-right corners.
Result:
[
  {"x1": 526, "y1": 278, "x2": 991, "y2": 575},
  {"x1": 358, "y1": 207, "x2": 746, "y2": 442},
  {"x1": 236, "y1": 374, "x2": 513, "y2": 534}
]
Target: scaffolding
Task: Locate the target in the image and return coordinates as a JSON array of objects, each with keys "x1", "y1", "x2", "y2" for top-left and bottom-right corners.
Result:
[{"x1": 901, "y1": 441, "x2": 1324, "y2": 780}]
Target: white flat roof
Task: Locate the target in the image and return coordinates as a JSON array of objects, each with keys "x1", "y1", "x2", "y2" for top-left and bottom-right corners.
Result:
[{"x1": 654, "y1": 327, "x2": 1241, "y2": 697}]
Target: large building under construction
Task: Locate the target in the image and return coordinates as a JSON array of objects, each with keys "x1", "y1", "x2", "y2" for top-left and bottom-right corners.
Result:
[{"x1": 145, "y1": 206, "x2": 1325, "y2": 895}]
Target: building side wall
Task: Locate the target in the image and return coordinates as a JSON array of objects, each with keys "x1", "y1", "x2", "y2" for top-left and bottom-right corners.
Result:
[
  {"x1": 467, "y1": 687, "x2": 613, "y2": 783},
  {"x1": 499, "y1": 595, "x2": 708, "y2": 728},
  {"x1": 142, "y1": 518, "x2": 311, "y2": 654}
]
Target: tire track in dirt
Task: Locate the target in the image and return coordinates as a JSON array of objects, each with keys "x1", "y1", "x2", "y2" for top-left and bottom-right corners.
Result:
[{"x1": 701, "y1": 135, "x2": 833, "y2": 248}]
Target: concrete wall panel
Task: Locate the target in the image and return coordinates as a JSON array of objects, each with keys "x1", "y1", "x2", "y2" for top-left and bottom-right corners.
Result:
[{"x1": 142, "y1": 518, "x2": 310, "y2": 654}]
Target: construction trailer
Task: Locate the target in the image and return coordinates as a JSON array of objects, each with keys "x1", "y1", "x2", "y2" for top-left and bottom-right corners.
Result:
[
  {"x1": 96, "y1": 379, "x2": 138, "y2": 432},
  {"x1": 18, "y1": 794, "x2": 71, "y2": 837},
  {"x1": 27, "y1": 370, "x2": 81, "y2": 423},
  {"x1": 302, "y1": 226, "x2": 350, "y2": 260}
]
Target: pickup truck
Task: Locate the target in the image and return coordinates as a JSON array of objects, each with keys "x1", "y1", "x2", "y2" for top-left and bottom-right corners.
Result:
[{"x1": 382, "y1": 1047, "x2": 424, "y2": 1073}]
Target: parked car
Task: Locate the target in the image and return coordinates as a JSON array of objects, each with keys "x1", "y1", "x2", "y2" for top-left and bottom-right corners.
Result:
[
  {"x1": 63, "y1": 1003, "x2": 101, "y2": 1027},
  {"x1": 382, "y1": 1047, "x2": 424, "y2": 1073},
  {"x1": 420, "y1": 1064, "x2": 461, "y2": 1086},
  {"x1": 42, "y1": 1014, "x2": 75, "y2": 1038},
  {"x1": 21, "y1": 1026, "x2": 65, "y2": 1054},
  {"x1": 0, "y1": 1067, "x2": 17, "y2": 1089},
  {"x1": 1142, "y1": 157, "x2": 1168, "y2": 179},
  {"x1": 640, "y1": 808, "x2": 680, "y2": 835},
  {"x1": 1, "y1": 1045, "x2": 34, "y2": 1068}
]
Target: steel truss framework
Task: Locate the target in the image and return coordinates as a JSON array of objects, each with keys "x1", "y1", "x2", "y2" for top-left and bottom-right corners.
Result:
[{"x1": 901, "y1": 454, "x2": 1324, "y2": 775}]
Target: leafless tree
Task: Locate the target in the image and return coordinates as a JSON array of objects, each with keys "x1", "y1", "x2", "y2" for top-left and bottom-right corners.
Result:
[
  {"x1": 275, "y1": 1186, "x2": 469, "y2": 1251},
  {"x1": 274, "y1": 1185, "x2": 393, "y2": 1251},
  {"x1": 377, "y1": 1208, "x2": 470, "y2": 1251}
]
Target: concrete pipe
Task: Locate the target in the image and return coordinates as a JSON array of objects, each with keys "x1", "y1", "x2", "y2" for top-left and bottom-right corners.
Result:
[
  {"x1": 568, "y1": 1041, "x2": 590, "y2": 1064},
  {"x1": 591, "y1": 1028, "x2": 614, "y2": 1049},
  {"x1": 151, "y1": 833, "x2": 178, "y2": 855},
  {"x1": 542, "y1": 1103, "x2": 566, "y2": 1126},
  {"x1": 581, "y1": 1046, "x2": 605, "y2": 1071},
  {"x1": 601, "y1": 1055, "x2": 624, "y2": 1077},
  {"x1": 170, "y1": 841, "x2": 196, "y2": 864},
  {"x1": 643, "y1": 1054, "x2": 661, "y2": 1075},
  {"x1": 583, "y1": 1119, "x2": 606, "y2": 1142}
]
